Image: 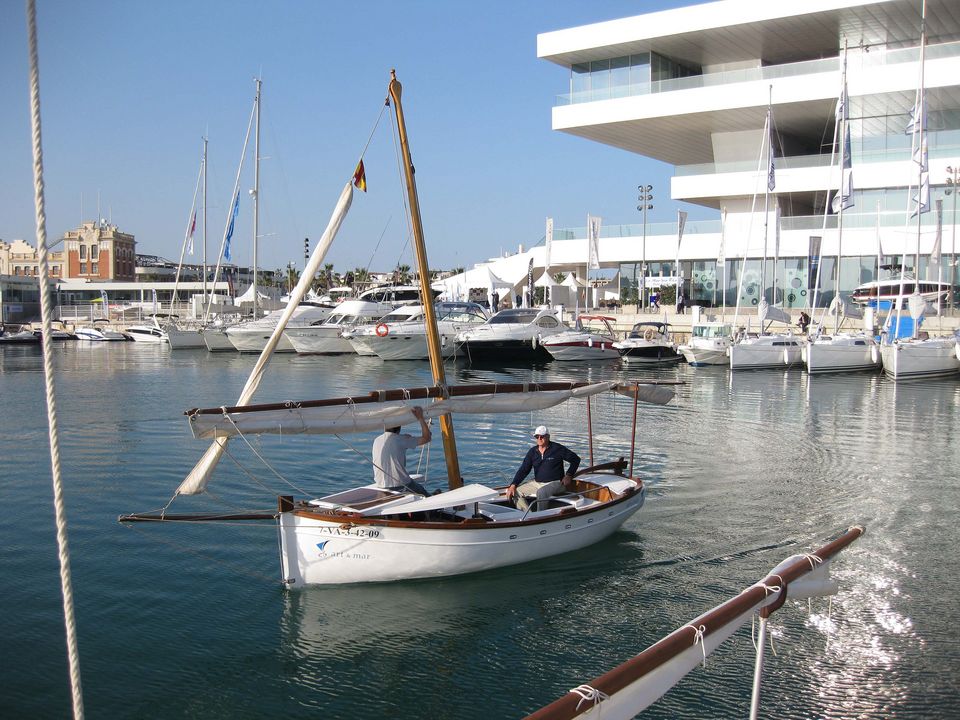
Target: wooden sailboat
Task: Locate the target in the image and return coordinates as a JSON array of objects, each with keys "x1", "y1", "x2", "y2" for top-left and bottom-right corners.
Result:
[{"x1": 121, "y1": 71, "x2": 673, "y2": 586}]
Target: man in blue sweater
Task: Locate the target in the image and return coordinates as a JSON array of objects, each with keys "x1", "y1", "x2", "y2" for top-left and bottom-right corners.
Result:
[{"x1": 506, "y1": 425, "x2": 580, "y2": 512}]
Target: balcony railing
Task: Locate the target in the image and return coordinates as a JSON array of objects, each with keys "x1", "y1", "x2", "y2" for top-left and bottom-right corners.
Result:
[{"x1": 555, "y1": 39, "x2": 960, "y2": 106}]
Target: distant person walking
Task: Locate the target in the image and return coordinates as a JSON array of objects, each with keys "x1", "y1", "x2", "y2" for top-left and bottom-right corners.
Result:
[{"x1": 676, "y1": 291, "x2": 685, "y2": 314}]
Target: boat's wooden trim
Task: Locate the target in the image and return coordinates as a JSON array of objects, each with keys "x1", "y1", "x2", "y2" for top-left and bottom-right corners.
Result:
[
  {"x1": 522, "y1": 525, "x2": 865, "y2": 720},
  {"x1": 289, "y1": 477, "x2": 642, "y2": 529}
]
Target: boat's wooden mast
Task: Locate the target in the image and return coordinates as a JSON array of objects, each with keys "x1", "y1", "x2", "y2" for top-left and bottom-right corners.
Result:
[{"x1": 388, "y1": 70, "x2": 463, "y2": 489}]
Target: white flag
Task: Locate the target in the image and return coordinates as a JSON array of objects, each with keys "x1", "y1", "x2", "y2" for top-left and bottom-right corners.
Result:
[
  {"x1": 717, "y1": 207, "x2": 726, "y2": 265},
  {"x1": 587, "y1": 215, "x2": 601, "y2": 270},
  {"x1": 676, "y1": 210, "x2": 687, "y2": 278},
  {"x1": 545, "y1": 217, "x2": 553, "y2": 271}
]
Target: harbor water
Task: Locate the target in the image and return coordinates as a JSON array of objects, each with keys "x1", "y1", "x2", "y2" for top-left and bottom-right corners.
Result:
[{"x1": 1, "y1": 342, "x2": 959, "y2": 718}]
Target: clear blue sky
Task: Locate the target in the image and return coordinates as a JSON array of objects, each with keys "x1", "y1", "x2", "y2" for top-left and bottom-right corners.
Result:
[{"x1": 1, "y1": 0, "x2": 700, "y2": 275}]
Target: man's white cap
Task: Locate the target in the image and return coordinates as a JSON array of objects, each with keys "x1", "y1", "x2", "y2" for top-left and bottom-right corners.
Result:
[{"x1": 533, "y1": 425, "x2": 549, "y2": 437}]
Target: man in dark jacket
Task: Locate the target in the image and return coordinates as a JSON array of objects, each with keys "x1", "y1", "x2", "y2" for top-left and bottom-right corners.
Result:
[{"x1": 506, "y1": 425, "x2": 581, "y2": 512}]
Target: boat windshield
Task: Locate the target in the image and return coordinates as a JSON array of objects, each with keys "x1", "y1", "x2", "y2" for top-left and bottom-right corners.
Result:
[
  {"x1": 489, "y1": 309, "x2": 541, "y2": 324},
  {"x1": 437, "y1": 304, "x2": 487, "y2": 323},
  {"x1": 692, "y1": 324, "x2": 731, "y2": 339}
]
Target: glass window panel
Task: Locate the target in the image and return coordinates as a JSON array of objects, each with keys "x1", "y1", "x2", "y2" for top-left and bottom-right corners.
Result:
[{"x1": 571, "y1": 63, "x2": 590, "y2": 97}]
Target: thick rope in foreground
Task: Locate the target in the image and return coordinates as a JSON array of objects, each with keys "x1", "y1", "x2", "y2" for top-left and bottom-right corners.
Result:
[{"x1": 25, "y1": 1, "x2": 84, "y2": 717}]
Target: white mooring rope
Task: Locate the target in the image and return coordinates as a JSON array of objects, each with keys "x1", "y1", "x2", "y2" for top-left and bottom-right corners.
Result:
[{"x1": 25, "y1": 1, "x2": 85, "y2": 717}]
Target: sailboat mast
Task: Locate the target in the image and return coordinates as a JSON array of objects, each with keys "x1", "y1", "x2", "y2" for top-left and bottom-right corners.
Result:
[
  {"x1": 915, "y1": 0, "x2": 927, "y2": 319},
  {"x1": 388, "y1": 70, "x2": 463, "y2": 490},
  {"x1": 761, "y1": 90, "x2": 772, "y2": 327},
  {"x1": 203, "y1": 136, "x2": 208, "y2": 299},
  {"x1": 834, "y1": 41, "x2": 848, "y2": 335},
  {"x1": 253, "y1": 78, "x2": 261, "y2": 320}
]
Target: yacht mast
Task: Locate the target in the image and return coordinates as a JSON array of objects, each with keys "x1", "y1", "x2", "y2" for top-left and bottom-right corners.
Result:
[
  {"x1": 253, "y1": 78, "x2": 261, "y2": 320},
  {"x1": 202, "y1": 136, "x2": 208, "y2": 299},
  {"x1": 835, "y1": 42, "x2": 849, "y2": 335},
  {"x1": 388, "y1": 70, "x2": 463, "y2": 489}
]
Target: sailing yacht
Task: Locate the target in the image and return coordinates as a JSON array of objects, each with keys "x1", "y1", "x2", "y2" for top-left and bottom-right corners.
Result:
[
  {"x1": 729, "y1": 95, "x2": 803, "y2": 371},
  {"x1": 878, "y1": 7, "x2": 960, "y2": 381},
  {"x1": 122, "y1": 71, "x2": 673, "y2": 586},
  {"x1": 803, "y1": 46, "x2": 881, "y2": 375}
]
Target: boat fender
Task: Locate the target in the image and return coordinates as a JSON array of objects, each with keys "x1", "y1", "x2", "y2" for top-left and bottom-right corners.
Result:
[
  {"x1": 376, "y1": 323, "x2": 389, "y2": 337},
  {"x1": 588, "y1": 337, "x2": 593, "y2": 348},
  {"x1": 643, "y1": 327, "x2": 655, "y2": 341},
  {"x1": 532, "y1": 334, "x2": 539, "y2": 349}
]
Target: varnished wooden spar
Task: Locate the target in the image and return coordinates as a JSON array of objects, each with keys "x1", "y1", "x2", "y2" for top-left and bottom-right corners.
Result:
[
  {"x1": 524, "y1": 525, "x2": 865, "y2": 720},
  {"x1": 185, "y1": 381, "x2": 631, "y2": 417},
  {"x1": 119, "y1": 511, "x2": 276, "y2": 522}
]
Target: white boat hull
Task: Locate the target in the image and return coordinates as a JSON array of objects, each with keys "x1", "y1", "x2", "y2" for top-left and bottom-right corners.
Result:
[
  {"x1": 678, "y1": 340, "x2": 731, "y2": 366},
  {"x1": 729, "y1": 336, "x2": 802, "y2": 369},
  {"x1": 279, "y1": 480, "x2": 645, "y2": 586},
  {"x1": 803, "y1": 335, "x2": 880, "y2": 374},
  {"x1": 228, "y1": 327, "x2": 296, "y2": 353},
  {"x1": 373, "y1": 333, "x2": 461, "y2": 361},
  {"x1": 125, "y1": 326, "x2": 168, "y2": 343},
  {"x1": 285, "y1": 327, "x2": 355, "y2": 354},
  {"x1": 165, "y1": 326, "x2": 206, "y2": 349},
  {"x1": 542, "y1": 338, "x2": 619, "y2": 362},
  {"x1": 880, "y1": 338, "x2": 960, "y2": 380},
  {"x1": 202, "y1": 327, "x2": 237, "y2": 352}
]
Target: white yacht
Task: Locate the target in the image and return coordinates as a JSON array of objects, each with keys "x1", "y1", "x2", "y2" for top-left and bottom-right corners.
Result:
[
  {"x1": 345, "y1": 305, "x2": 425, "y2": 356},
  {"x1": 678, "y1": 321, "x2": 733, "y2": 366},
  {"x1": 729, "y1": 332, "x2": 803, "y2": 369},
  {"x1": 851, "y1": 268, "x2": 950, "y2": 307},
  {"x1": 355, "y1": 302, "x2": 489, "y2": 361},
  {"x1": 613, "y1": 321, "x2": 683, "y2": 365},
  {"x1": 226, "y1": 302, "x2": 334, "y2": 353},
  {"x1": 541, "y1": 314, "x2": 620, "y2": 362},
  {"x1": 880, "y1": 335, "x2": 960, "y2": 380},
  {"x1": 285, "y1": 299, "x2": 394, "y2": 354},
  {"x1": 74, "y1": 319, "x2": 129, "y2": 341},
  {"x1": 125, "y1": 317, "x2": 168, "y2": 343},
  {"x1": 456, "y1": 307, "x2": 565, "y2": 363},
  {"x1": 804, "y1": 332, "x2": 880, "y2": 374}
]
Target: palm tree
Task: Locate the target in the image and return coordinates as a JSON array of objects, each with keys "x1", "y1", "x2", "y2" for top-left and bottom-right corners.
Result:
[
  {"x1": 393, "y1": 264, "x2": 411, "y2": 285},
  {"x1": 552, "y1": 272, "x2": 567, "y2": 284}
]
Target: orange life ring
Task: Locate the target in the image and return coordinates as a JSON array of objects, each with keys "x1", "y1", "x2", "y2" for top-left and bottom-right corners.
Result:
[{"x1": 375, "y1": 323, "x2": 389, "y2": 337}]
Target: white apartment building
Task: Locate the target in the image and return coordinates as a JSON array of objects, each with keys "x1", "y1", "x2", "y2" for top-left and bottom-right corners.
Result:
[{"x1": 536, "y1": 0, "x2": 960, "y2": 309}]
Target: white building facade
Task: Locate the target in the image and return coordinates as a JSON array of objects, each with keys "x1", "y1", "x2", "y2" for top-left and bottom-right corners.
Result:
[{"x1": 537, "y1": 0, "x2": 960, "y2": 310}]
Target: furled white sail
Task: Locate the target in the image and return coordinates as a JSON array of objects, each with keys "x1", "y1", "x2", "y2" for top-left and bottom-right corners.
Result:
[
  {"x1": 828, "y1": 295, "x2": 863, "y2": 320},
  {"x1": 189, "y1": 382, "x2": 617, "y2": 440},
  {"x1": 177, "y1": 181, "x2": 355, "y2": 495}
]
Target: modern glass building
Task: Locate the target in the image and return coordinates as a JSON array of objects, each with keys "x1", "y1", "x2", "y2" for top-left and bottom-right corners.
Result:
[{"x1": 537, "y1": 0, "x2": 960, "y2": 309}]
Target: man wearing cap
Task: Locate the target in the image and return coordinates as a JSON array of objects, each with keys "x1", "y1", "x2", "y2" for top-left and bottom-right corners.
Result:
[
  {"x1": 506, "y1": 425, "x2": 580, "y2": 512},
  {"x1": 372, "y1": 405, "x2": 432, "y2": 495}
]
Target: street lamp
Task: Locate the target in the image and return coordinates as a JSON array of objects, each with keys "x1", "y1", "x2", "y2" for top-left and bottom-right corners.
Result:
[
  {"x1": 946, "y1": 166, "x2": 958, "y2": 311},
  {"x1": 637, "y1": 185, "x2": 654, "y2": 310}
]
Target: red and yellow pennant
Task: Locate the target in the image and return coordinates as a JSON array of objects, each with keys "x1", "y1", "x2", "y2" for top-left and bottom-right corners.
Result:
[{"x1": 352, "y1": 159, "x2": 367, "y2": 192}]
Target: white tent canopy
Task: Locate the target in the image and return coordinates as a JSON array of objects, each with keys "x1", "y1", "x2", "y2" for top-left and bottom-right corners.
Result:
[
  {"x1": 235, "y1": 284, "x2": 273, "y2": 303},
  {"x1": 533, "y1": 271, "x2": 558, "y2": 288},
  {"x1": 563, "y1": 272, "x2": 588, "y2": 289}
]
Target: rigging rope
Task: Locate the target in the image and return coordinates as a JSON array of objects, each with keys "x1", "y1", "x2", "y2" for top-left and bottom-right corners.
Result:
[{"x1": 25, "y1": 1, "x2": 85, "y2": 716}]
